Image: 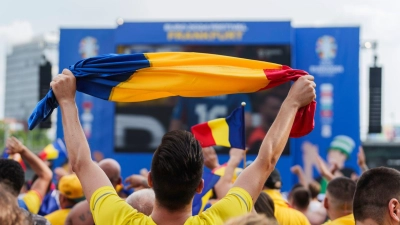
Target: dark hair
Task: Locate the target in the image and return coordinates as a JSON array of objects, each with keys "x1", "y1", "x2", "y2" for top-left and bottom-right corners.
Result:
[
  {"x1": 290, "y1": 187, "x2": 311, "y2": 210},
  {"x1": 264, "y1": 169, "x2": 281, "y2": 189},
  {"x1": 0, "y1": 159, "x2": 25, "y2": 196},
  {"x1": 255, "y1": 192, "x2": 276, "y2": 220},
  {"x1": 308, "y1": 181, "x2": 321, "y2": 199},
  {"x1": 151, "y1": 130, "x2": 203, "y2": 210},
  {"x1": 354, "y1": 167, "x2": 400, "y2": 224},
  {"x1": 327, "y1": 177, "x2": 356, "y2": 209}
]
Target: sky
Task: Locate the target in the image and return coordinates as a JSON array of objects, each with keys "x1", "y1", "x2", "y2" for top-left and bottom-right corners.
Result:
[{"x1": 0, "y1": 0, "x2": 399, "y2": 139}]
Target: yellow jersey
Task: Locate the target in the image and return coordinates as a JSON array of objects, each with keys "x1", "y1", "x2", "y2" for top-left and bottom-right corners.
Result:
[
  {"x1": 21, "y1": 190, "x2": 42, "y2": 214},
  {"x1": 90, "y1": 186, "x2": 252, "y2": 225},
  {"x1": 264, "y1": 189, "x2": 310, "y2": 225},
  {"x1": 323, "y1": 214, "x2": 355, "y2": 225},
  {"x1": 45, "y1": 208, "x2": 71, "y2": 225}
]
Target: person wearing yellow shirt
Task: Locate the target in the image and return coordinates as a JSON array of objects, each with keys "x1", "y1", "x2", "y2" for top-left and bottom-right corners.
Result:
[
  {"x1": 45, "y1": 174, "x2": 85, "y2": 225},
  {"x1": 51, "y1": 69, "x2": 315, "y2": 225},
  {"x1": 65, "y1": 158, "x2": 123, "y2": 225},
  {"x1": 263, "y1": 169, "x2": 311, "y2": 225},
  {"x1": 323, "y1": 177, "x2": 356, "y2": 225}
]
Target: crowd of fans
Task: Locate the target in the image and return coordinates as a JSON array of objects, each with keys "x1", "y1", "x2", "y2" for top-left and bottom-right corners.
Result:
[{"x1": 0, "y1": 69, "x2": 398, "y2": 225}]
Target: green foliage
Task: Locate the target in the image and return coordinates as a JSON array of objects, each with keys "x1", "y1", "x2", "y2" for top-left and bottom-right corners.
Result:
[{"x1": 0, "y1": 121, "x2": 51, "y2": 154}]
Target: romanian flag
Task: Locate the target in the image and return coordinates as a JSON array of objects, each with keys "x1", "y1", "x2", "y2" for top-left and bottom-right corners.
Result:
[
  {"x1": 29, "y1": 52, "x2": 315, "y2": 137},
  {"x1": 38, "y1": 139, "x2": 68, "y2": 169},
  {"x1": 191, "y1": 105, "x2": 245, "y2": 149},
  {"x1": 192, "y1": 170, "x2": 220, "y2": 215}
]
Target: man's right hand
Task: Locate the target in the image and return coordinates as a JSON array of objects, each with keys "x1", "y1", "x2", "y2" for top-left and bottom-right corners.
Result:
[
  {"x1": 285, "y1": 75, "x2": 316, "y2": 108},
  {"x1": 51, "y1": 69, "x2": 76, "y2": 106}
]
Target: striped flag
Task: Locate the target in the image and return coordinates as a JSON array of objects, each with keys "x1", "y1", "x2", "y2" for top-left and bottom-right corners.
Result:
[
  {"x1": 191, "y1": 105, "x2": 245, "y2": 149},
  {"x1": 29, "y1": 52, "x2": 315, "y2": 138}
]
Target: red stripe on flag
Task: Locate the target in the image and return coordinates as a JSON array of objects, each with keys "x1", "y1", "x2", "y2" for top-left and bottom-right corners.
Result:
[{"x1": 191, "y1": 123, "x2": 216, "y2": 147}]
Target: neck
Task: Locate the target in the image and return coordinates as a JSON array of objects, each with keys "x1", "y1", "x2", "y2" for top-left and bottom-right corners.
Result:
[
  {"x1": 329, "y1": 210, "x2": 352, "y2": 221},
  {"x1": 356, "y1": 218, "x2": 380, "y2": 225},
  {"x1": 151, "y1": 200, "x2": 192, "y2": 225}
]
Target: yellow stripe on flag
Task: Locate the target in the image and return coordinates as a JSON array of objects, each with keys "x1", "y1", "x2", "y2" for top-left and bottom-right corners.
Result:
[
  {"x1": 109, "y1": 52, "x2": 277, "y2": 102},
  {"x1": 43, "y1": 144, "x2": 59, "y2": 160},
  {"x1": 208, "y1": 118, "x2": 230, "y2": 147}
]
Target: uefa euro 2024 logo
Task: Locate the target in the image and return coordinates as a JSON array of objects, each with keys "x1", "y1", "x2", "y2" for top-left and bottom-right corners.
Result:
[
  {"x1": 316, "y1": 35, "x2": 337, "y2": 61},
  {"x1": 79, "y1": 36, "x2": 99, "y2": 59},
  {"x1": 309, "y1": 35, "x2": 343, "y2": 77}
]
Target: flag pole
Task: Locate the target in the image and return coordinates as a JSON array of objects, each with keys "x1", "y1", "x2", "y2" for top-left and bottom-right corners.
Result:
[{"x1": 241, "y1": 102, "x2": 246, "y2": 169}]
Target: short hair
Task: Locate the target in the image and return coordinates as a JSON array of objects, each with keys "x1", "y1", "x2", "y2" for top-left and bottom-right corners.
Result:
[
  {"x1": 290, "y1": 187, "x2": 311, "y2": 210},
  {"x1": 0, "y1": 159, "x2": 25, "y2": 196},
  {"x1": 151, "y1": 130, "x2": 203, "y2": 210},
  {"x1": 354, "y1": 167, "x2": 400, "y2": 224},
  {"x1": 308, "y1": 181, "x2": 321, "y2": 199},
  {"x1": 255, "y1": 192, "x2": 276, "y2": 219},
  {"x1": 126, "y1": 189, "x2": 155, "y2": 216},
  {"x1": 224, "y1": 213, "x2": 278, "y2": 225},
  {"x1": 326, "y1": 177, "x2": 356, "y2": 210},
  {"x1": 0, "y1": 184, "x2": 27, "y2": 225}
]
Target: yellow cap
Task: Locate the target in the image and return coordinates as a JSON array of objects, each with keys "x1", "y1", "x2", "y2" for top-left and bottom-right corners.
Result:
[{"x1": 58, "y1": 174, "x2": 85, "y2": 200}]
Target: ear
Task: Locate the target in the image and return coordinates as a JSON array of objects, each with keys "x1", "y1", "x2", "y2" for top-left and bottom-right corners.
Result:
[
  {"x1": 323, "y1": 197, "x2": 329, "y2": 210},
  {"x1": 147, "y1": 171, "x2": 153, "y2": 188},
  {"x1": 117, "y1": 176, "x2": 122, "y2": 185},
  {"x1": 388, "y1": 198, "x2": 400, "y2": 222},
  {"x1": 59, "y1": 193, "x2": 66, "y2": 204},
  {"x1": 196, "y1": 179, "x2": 204, "y2": 194}
]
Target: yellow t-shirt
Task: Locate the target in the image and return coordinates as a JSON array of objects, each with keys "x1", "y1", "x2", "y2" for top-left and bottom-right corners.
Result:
[
  {"x1": 45, "y1": 208, "x2": 71, "y2": 225},
  {"x1": 90, "y1": 186, "x2": 253, "y2": 225},
  {"x1": 22, "y1": 190, "x2": 42, "y2": 214},
  {"x1": 323, "y1": 214, "x2": 355, "y2": 225},
  {"x1": 264, "y1": 189, "x2": 310, "y2": 225}
]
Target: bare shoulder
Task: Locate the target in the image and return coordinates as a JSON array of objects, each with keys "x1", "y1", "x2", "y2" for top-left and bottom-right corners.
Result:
[{"x1": 67, "y1": 201, "x2": 94, "y2": 225}]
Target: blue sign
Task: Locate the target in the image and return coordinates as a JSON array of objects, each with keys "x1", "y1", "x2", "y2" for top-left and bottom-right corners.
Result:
[
  {"x1": 293, "y1": 27, "x2": 360, "y2": 192},
  {"x1": 115, "y1": 21, "x2": 292, "y2": 45}
]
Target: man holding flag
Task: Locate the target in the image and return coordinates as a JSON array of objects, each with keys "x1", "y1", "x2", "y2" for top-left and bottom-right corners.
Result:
[{"x1": 50, "y1": 65, "x2": 315, "y2": 224}]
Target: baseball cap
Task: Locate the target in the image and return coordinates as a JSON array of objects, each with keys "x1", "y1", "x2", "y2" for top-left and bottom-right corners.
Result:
[
  {"x1": 265, "y1": 168, "x2": 282, "y2": 189},
  {"x1": 329, "y1": 135, "x2": 355, "y2": 158},
  {"x1": 58, "y1": 174, "x2": 85, "y2": 202}
]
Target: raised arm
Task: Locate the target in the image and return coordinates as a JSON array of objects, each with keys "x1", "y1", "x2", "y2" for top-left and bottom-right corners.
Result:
[
  {"x1": 214, "y1": 148, "x2": 244, "y2": 199},
  {"x1": 233, "y1": 75, "x2": 316, "y2": 201},
  {"x1": 6, "y1": 137, "x2": 53, "y2": 199},
  {"x1": 51, "y1": 69, "x2": 112, "y2": 201}
]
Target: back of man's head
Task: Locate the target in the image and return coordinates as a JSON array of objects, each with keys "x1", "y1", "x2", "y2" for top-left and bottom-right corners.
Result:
[
  {"x1": 354, "y1": 167, "x2": 400, "y2": 224},
  {"x1": 99, "y1": 158, "x2": 121, "y2": 188},
  {"x1": 151, "y1": 130, "x2": 203, "y2": 210},
  {"x1": 126, "y1": 189, "x2": 155, "y2": 216},
  {"x1": 325, "y1": 177, "x2": 356, "y2": 219},
  {"x1": 290, "y1": 187, "x2": 311, "y2": 212},
  {"x1": 0, "y1": 159, "x2": 25, "y2": 197},
  {"x1": 308, "y1": 181, "x2": 321, "y2": 199}
]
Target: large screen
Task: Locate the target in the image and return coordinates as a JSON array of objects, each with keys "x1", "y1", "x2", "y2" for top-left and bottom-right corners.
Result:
[{"x1": 114, "y1": 45, "x2": 291, "y2": 154}]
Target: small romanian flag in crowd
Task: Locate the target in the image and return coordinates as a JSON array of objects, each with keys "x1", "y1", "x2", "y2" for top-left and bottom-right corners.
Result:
[
  {"x1": 29, "y1": 52, "x2": 315, "y2": 137},
  {"x1": 2, "y1": 148, "x2": 27, "y2": 171},
  {"x1": 38, "y1": 138, "x2": 68, "y2": 168},
  {"x1": 191, "y1": 104, "x2": 246, "y2": 149}
]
